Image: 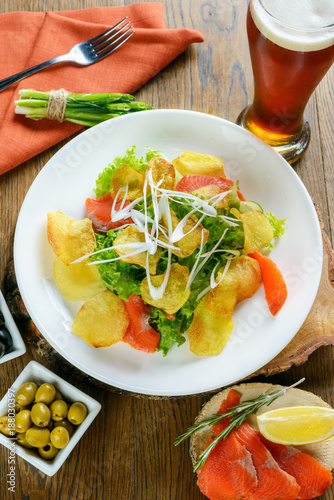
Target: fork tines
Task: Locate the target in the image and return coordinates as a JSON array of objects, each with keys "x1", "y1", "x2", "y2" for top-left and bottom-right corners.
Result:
[{"x1": 90, "y1": 18, "x2": 135, "y2": 59}]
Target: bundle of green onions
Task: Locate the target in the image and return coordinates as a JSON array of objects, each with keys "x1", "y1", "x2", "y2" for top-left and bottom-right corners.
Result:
[{"x1": 14, "y1": 89, "x2": 153, "y2": 127}]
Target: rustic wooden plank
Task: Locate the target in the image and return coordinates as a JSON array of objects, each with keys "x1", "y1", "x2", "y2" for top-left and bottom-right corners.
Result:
[
  {"x1": 247, "y1": 216, "x2": 334, "y2": 378},
  {"x1": 294, "y1": 73, "x2": 333, "y2": 242},
  {"x1": 315, "y1": 64, "x2": 334, "y2": 245}
]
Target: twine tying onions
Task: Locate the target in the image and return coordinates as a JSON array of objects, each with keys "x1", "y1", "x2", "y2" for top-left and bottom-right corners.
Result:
[
  {"x1": 14, "y1": 89, "x2": 153, "y2": 126},
  {"x1": 46, "y1": 89, "x2": 70, "y2": 122}
]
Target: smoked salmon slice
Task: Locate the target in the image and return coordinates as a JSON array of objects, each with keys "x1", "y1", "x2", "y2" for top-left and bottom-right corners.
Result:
[
  {"x1": 234, "y1": 423, "x2": 301, "y2": 500},
  {"x1": 198, "y1": 389, "x2": 258, "y2": 500},
  {"x1": 248, "y1": 251, "x2": 287, "y2": 315},
  {"x1": 85, "y1": 192, "x2": 132, "y2": 233},
  {"x1": 213, "y1": 389, "x2": 242, "y2": 437},
  {"x1": 123, "y1": 295, "x2": 160, "y2": 353},
  {"x1": 175, "y1": 175, "x2": 234, "y2": 193},
  {"x1": 259, "y1": 435, "x2": 333, "y2": 499},
  {"x1": 197, "y1": 433, "x2": 258, "y2": 500},
  {"x1": 175, "y1": 175, "x2": 246, "y2": 201}
]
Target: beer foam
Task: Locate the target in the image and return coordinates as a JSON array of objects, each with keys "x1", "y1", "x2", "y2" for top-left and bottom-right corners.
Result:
[{"x1": 251, "y1": 0, "x2": 334, "y2": 51}]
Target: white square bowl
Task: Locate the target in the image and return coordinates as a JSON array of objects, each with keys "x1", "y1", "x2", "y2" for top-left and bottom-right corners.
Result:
[
  {"x1": 0, "y1": 290, "x2": 26, "y2": 364},
  {"x1": 0, "y1": 360, "x2": 101, "y2": 476}
]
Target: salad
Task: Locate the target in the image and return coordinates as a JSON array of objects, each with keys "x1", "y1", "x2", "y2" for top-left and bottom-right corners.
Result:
[{"x1": 47, "y1": 147, "x2": 287, "y2": 356}]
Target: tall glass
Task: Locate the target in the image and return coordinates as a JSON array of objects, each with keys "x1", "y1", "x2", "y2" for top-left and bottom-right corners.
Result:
[{"x1": 237, "y1": 0, "x2": 334, "y2": 163}]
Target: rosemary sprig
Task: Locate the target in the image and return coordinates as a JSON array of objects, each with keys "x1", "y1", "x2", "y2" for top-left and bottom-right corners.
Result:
[{"x1": 174, "y1": 378, "x2": 305, "y2": 472}]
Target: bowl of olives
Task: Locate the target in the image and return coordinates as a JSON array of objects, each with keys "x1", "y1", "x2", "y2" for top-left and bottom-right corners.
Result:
[
  {"x1": 0, "y1": 291, "x2": 26, "y2": 364},
  {"x1": 0, "y1": 361, "x2": 101, "y2": 476}
]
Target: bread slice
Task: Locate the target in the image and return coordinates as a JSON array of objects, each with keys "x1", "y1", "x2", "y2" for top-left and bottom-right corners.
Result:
[{"x1": 190, "y1": 382, "x2": 334, "y2": 470}]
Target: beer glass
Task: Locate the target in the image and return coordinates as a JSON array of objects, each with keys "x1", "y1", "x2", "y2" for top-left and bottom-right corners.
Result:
[{"x1": 237, "y1": 0, "x2": 334, "y2": 163}]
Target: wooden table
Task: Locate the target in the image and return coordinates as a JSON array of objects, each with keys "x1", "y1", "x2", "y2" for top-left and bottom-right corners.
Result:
[{"x1": 1, "y1": 1, "x2": 333, "y2": 499}]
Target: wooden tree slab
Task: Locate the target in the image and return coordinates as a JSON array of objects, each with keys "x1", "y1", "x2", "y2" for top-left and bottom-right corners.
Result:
[
  {"x1": 245, "y1": 213, "x2": 334, "y2": 379},
  {"x1": 4, "y1": 210, "x2": 334, "y2": 395}
]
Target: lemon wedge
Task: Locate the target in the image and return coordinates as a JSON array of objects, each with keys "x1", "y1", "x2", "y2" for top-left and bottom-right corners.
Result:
[{"x1": 257, "y1": 406, "x2": 334, "y2": 445}]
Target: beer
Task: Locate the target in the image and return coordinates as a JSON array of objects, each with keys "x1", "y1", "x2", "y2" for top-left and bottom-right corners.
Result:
[{"x1": 237, "y1": 0, "x2": 334, "y2": 161}]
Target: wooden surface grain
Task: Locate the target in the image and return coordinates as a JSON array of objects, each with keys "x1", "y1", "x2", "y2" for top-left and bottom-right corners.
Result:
[{"x1": 0, "y1": 1, "x2": 333, "y2": 499}]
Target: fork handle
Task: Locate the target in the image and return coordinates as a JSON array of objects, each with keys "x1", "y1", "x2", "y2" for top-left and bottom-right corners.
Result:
[{"x1": 0, "y1": 55, "x2": 70, "y2": 92}]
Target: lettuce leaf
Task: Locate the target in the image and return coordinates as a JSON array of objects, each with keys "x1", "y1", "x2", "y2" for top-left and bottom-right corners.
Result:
[
  {"x1": 94, "y1": 146, "x2": 165, "y2": 197},
  {"x1": 152, "y1": 289, "x2": 201, "y2": 355},
  {"x1": 144, "y1": 147, "x2": 167, "y2": 162},
  {"x1": 91, "y1": 232, "x2": 145, "y2": 300},
  {"x1": 94, "y1": 166, "x2": 116, "y2": 198},
  {"x1": 150, "y1": 308, "x2": 187, "y2": 355},
  {"x1": 266, "y1": 212, "x2": 286, "y2": 238}
]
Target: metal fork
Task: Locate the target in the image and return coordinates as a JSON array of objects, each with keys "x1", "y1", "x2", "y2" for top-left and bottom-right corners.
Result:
[{"x1": 0, "y1": 18, "x2": 134, "y2": 92}]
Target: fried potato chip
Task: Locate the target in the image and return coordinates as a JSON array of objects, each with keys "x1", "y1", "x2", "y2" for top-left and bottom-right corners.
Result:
[
  {"x1": 113, "y1": 226, "x2": 161, "y2": 274},
  {"x1": 146, "y1": 157, "x2": 176, "y2": 190},
  {"x1": 140, "y1": 263, "x2": 190, "y2": 314},
  {"x1": 111, "y1": 164, "x2": 145, "y2": 201},
  {"x1": 171, "y1": 151, "x2": 225, "y2": 177},
  {"x1": 47, "y1": 212, "x2": 96, "y2": 266},
  {"x1": 231, "y1": 208, "x2": 274, "y2": 253},
  {"x1": 53, "y1": 257, "x2": 105, "y2": 301},
  {"x1": 160, "y1": 208, "x2": 209, "y2": 258},
  {"x1": 206, "y1": 255, "x2": 261, "y2": 318},
  {"x1": 188, "y1": 295, "x2": 234, "y2": 356},
  {"x1": 72, "y1": 290, "x2": 129, "y2": 347},
  {"x1": 191, "y1": 184, "x2": 229, "y2": 209}
]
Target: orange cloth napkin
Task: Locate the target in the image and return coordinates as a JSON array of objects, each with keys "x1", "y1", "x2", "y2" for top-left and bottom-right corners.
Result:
[{"x1": 0, "y1": 3, "x2": 204, "y2": 175}]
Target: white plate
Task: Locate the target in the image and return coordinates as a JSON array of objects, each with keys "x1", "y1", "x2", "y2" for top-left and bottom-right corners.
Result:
[
  {"x1": 0, "y1": 361, "x2": 101, "y2": 476},
  {"x1": 0, "y1": 291, "x2": 26, "y2": 364},
  {"x1": 14, "y1": 110, "x2": 322, "y2": 396}
]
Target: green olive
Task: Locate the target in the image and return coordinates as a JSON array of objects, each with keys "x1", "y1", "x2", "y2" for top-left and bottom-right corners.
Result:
[
  {"x1": 54, "y1": 419, "x2": 74, "y2": 437},
  {"x1": 67, "y1": 402, "x2": 87, "y2": 425},
  {"x1": 0, "y1": 415, "x2": 15, "y2": 437},
  {"x1": 14, "y1": 403, "x2": 31, "y2": 414},
  {"x1": 46, "y1": 418, "x2": 54, "y2": 431},
  {"x1": 25, "y1": 427, "x2": 50, "y2": 448},
  {"x1": 16, "y1": 382, "x2": 38, "y2": 406},
  {"x1": 31, "y1": 403, "x2": 51, "y2": 427},
  {"x1": 14, "y1": 404, "x2": 21, "y2": 414},
  {"x1": 54, "y1": 389, "x2": 63, "y2": 401},
  {"x1": 17, "y1": 432, "x2": 34, "y2": 449},
  {"x1": 15, "y1": 410, "x2": 32, "y2": 433},
  {"x1": 38, "y1": 442, "x2": 59, "y2": 460},
  {"x1": 50, "y1": 400, "x2": 68, "y2": 421},
  {"x1": 50, "y1": 426, "x2": 70, "y2": 449},
  {"x1": 35, "y1": 383, "x2": 56, "y2": 405}
]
